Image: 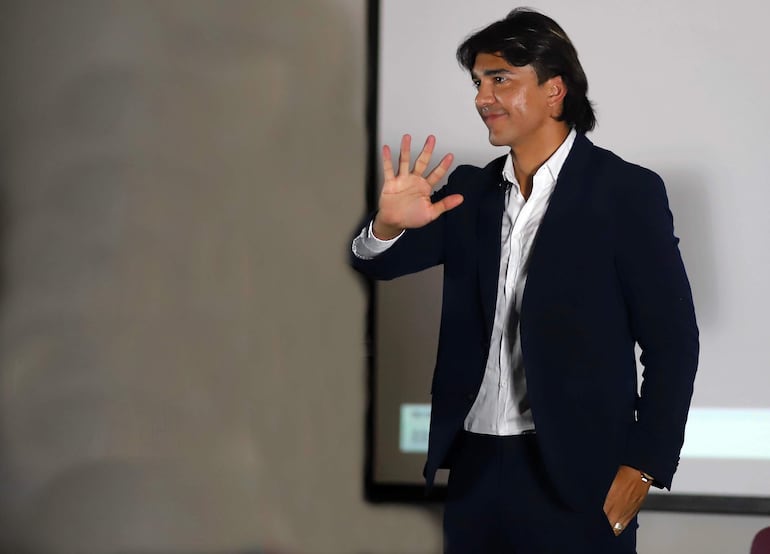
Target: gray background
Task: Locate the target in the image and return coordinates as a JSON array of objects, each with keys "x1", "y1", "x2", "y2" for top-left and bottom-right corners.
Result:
[{"x1": 0, "y1": 1, "x2": 766, "y2": 553}]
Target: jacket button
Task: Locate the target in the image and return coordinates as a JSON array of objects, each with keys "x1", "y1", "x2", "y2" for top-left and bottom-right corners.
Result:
[{"x1": 467, "y1": 393, "x2": 475, "y2": 401}]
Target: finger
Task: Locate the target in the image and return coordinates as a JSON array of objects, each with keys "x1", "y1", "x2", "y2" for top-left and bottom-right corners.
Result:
[
  {"x1": 603, "y1": 499, "x2": 622, "y2": 534},
  {"x1": 604, "y1": 507, "x2": 620, "y2": 534},
  {"x1": 398, "y1": 134, "x2": 411, "y2": 176},
  {"x1": 426, "y1": 153, "x2": 454, "y2": 187},
  {"x1": 613, "y1": 515, "x2": 632, "y2": 536},
  {"x1": 611, "y1": 500, "x2": 642, "y2": 536},
  {"x1": 382, "y1": 145, "x2": 395, "y2": 182},
  {"x1": 430, "y1": 194, "x2": 464, "y2": 219},
  {"x1": 412, "y1": 135, "x2": 436, "y2": 176},
  {"x1": 605, "y1": 509, "x2": 624, "y2": 536}
]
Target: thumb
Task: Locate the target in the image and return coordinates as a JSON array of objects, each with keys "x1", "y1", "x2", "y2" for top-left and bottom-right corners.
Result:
[{"x1": 431, "y1": 194, "x2": 464, "y2": 219}]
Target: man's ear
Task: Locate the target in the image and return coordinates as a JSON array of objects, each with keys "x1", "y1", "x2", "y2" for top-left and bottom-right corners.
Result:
[{"x1": 545, "y1": 75, "x2": 567, "y2": 116}]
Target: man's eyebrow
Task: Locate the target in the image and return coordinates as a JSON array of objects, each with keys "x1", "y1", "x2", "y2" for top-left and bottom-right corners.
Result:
[{"x1": 470, "y1": 68, "x2": 514, "y2": 80}]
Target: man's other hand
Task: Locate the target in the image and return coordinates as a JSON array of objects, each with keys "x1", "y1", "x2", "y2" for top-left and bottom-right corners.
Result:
[
  {"x1": 373, "y1": 134, "x2": 463, "y2": 240},
  {"x1": 602, "y1": 465, "x2": 652, "y2": 536}
]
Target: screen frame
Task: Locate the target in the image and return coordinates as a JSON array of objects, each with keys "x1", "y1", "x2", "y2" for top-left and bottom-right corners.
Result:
[{"x1": 361, "y1": 0, "x2": 770, "y2": 516}]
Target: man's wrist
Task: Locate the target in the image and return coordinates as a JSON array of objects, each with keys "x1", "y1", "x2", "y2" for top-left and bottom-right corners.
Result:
[{"x1": 372, "y1": 217, "x2": 404, "y2": 241}]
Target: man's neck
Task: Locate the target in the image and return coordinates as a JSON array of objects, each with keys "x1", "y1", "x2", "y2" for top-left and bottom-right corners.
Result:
[{"x1": 511, "y1": 125, "x2": 571, "y2": 199}]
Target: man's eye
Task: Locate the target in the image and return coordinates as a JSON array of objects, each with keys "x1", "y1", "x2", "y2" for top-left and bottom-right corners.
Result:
[
  {"x1": 494, "y1": 76, "x2": 506, "y2": 84},
  {"x1": 472, "y1": 81, "x2": 480, "y2": 89}
]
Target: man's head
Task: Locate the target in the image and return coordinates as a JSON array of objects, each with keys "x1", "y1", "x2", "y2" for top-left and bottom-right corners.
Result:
[{"x1": 457, "y1": 8, "x2": 595, "y2": 147}]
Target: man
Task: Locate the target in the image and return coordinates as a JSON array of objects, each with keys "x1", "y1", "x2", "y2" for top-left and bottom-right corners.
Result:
[{"x1": 351, "y1": 8, "x2": 698, "y2": 553}]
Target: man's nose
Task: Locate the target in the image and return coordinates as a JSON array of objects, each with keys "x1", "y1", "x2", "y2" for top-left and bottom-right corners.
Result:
[{"x1": 475, "y1": 83, "x2": 494, "y2": 110}]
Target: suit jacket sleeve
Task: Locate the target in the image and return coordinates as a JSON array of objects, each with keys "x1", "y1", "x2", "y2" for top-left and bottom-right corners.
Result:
[{"x1": 614, "y1": 170, "x2": 699, "y2": 489}]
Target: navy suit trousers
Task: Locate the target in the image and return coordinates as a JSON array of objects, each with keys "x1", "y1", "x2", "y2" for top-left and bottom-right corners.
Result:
[{"x1": 443, "y1": 432, "x2": 638, "y2": 554}]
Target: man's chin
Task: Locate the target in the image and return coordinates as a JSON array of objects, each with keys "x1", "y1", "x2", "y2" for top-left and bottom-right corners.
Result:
[{"x1": 487, "y1": 133, "x2": 510, "y2": 147}]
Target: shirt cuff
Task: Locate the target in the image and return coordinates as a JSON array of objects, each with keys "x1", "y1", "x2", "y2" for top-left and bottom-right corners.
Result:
[{"x1": 351, "y1": 221, "x2": 405, "y2": 260}]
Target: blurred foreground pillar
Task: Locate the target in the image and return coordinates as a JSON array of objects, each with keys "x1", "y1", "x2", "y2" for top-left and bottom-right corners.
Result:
[{"x1": 0, "y1": 1, "x2": 442, "y2": 553}]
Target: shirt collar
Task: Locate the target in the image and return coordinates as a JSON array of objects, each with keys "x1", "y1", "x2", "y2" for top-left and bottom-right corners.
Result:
[{"x1": 502, "y1": 128, "x2": 577, "y2": 190}]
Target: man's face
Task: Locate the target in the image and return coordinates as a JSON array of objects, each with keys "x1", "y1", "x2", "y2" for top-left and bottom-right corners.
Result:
[{"x1": 471, "y1": 52, "x2": 558, "y2": 150}]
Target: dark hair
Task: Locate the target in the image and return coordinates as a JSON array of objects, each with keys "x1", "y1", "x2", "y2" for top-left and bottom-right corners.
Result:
[{"x1": 456, "y1": 8, "x2": 596, "y2": 133}]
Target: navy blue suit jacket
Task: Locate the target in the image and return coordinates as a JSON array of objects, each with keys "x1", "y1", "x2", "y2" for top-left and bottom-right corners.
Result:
[{"x1": 352, "y1": 134, "x2": 699, "y2": 512}]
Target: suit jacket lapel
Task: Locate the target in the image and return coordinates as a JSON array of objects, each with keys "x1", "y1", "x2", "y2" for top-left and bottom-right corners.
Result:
[
  {"x1": 523, "y1": 133, "x2": 595, "y2": 305},
  {"x1": 476, "y1": 155, "x2": 507, "y2": 339},
  {"x1": 537, "y1": 133, "x2": 593, "y2": 224},
  {"x1": 474, "y1": 136, "x2": 595, "y2": 341}
]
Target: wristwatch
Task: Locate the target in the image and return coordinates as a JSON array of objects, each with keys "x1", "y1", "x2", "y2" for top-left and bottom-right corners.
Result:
[{"x1": 640, "y1": 471, "x2": 654, "y2": 484}]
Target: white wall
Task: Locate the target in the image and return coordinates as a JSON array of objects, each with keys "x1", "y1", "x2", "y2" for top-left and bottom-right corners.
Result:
[{"x1": 378, "y1": 0, "x2": 770, "y2": 539}]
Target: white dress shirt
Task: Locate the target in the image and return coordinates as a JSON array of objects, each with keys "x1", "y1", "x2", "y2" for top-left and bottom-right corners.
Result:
[{"x1": 352, "y1": 129, "x2": 577, "y2": 436}]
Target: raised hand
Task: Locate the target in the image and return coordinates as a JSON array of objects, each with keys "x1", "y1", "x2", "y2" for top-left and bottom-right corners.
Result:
[{"x1": 372, "y1": 134, "x2": 463, "y2": 240}]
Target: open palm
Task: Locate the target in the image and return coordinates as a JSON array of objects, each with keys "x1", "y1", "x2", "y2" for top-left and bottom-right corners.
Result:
[{"x1": 373, "y1": 134, "x2": 464, "y2": 239}]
